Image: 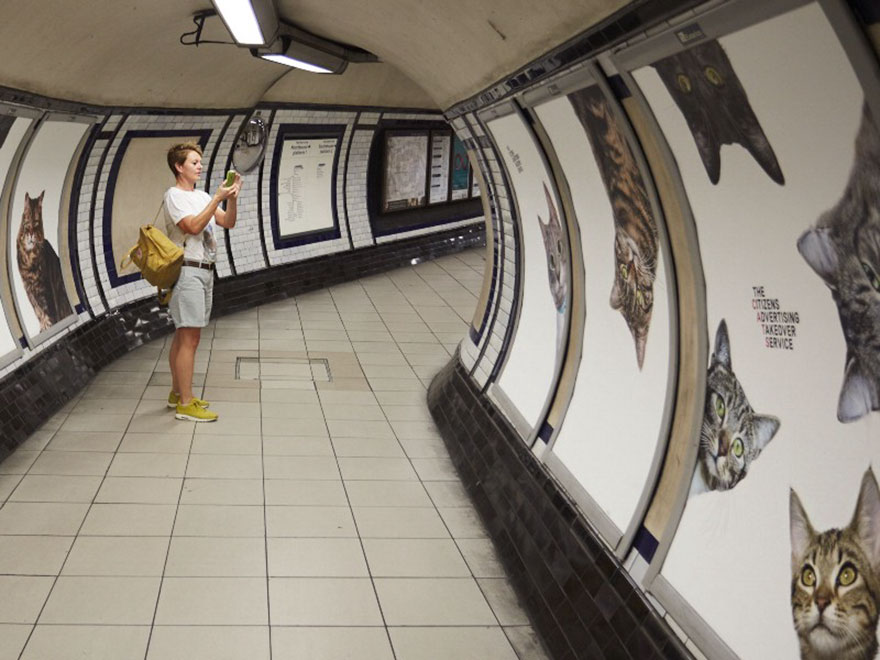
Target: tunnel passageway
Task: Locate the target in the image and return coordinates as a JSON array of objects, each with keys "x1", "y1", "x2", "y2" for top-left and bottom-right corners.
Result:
[{"x1": 0, "y1": 248, "x2": 545, "y2": 660}]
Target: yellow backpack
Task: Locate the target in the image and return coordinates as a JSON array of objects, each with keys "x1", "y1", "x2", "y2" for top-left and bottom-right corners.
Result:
[{"x1": 120, "y1": 224, "x2": 183, "y2": 304}]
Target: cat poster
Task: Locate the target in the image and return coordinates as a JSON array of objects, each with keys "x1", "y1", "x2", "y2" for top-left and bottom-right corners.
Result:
[
  {"x1": 484, "y1": 109, "x2": 569, "y2": 433},
  {"x1": 0, "y1": 115, "x2": 33, "y2": 361},
  {"x1": 627, "y1": 3, "x2": 880, "y2": 658},
  {"x1": 8, "y1": 119, "x2": 87, "y2": 341},
  {"x1": 532, "y1": 85, "x2": 672, "y2": 540}
]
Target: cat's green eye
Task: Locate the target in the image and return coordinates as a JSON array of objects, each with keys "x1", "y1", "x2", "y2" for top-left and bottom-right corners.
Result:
[
  {"x1": 704, "y1": 67, "x2": 724, "y2": 86},
  {"x1": 839, "y1": 564, "x2": 857, "y2": 587},
  {"x1": 636, "y1": 290, "x2": 644, "y2": 306},
  {"x1": 861, "y1": 262, "x2": 880, "y2": 292},
  {"x1": 732, "y1": 438, "x2": 743, "y2": 458},
  {"x1": 713, "y1": 394, "x2": 726, "y2": 420},
  {"x1": 677, "y1": 74, "x2": 692, "y2": 93},
  {"x1": 802, "y1": 566, "x2": 816, "y2": 587},
  {"x1": 619, "y1": 264, "x2": 629, "y2": 279}
]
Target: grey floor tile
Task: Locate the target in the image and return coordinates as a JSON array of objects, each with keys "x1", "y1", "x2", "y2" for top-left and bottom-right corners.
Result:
[
  {"x1": 353, "y1": 507, "x2": 450, "y2": 539},
  {"x1": 477, "y1": 578, "x2": 531, "y2": 626},
  {"x1": 29, "y1": 451, "x2": 114, "y2": 476},
  {"x1": 0, "y1": 474, "x2": 21, "y2": 502},
  {"x1": 331, "y1": 437, "x2": 405, "y2": 458},
  {"x1": 190, "y1": 434, "x2": 262, "y2": 455},
  {"x1": 186, "y1": 454, "x2": 263, "y2": 479},
  {"x1": 264, "y1": 456, "x2": 340, "y2": 480},
  {"x1": 0, "y1": 536, "x2": 73, "y2": 575},
  {"x1": 80, "y1": 504, "x2": 177, "y2": 536},
  {"x1": 262, "y1": 417, "x2": 328, "y2": 437},
  {"x1": 437, "y1": 507, "x2": 489, "y2": 539},
  {"x1": 47, "y1": 431, "x2": 123, "y2": 452},
  {"x1": 424, "y1": 481, "x2": 472, "y2": 508},
  {"x1": 269, "y1": 577, "x2": 382, "y2": 625},
  {"x1": 107, "y1": 452, "x2": 188, "y2": 478},
  {"x1": 327, "y1": 419, "x2": 394, "y2": 439},
  {"x1": 155, "y1": 577, "x2": 268, "y2": 625},
  {"x1": 117, "y1": 433, "x2": 192, "y2": 454},
  {"x1": 0, "y1": 502, "x2": 89, "y2": 535},
  {"x1": 344, "y1": 481, "x2": 432, "y2": 508},
  {"x1": 267, "y1": 538, "x2": 368, "y2": 576},
  {"x1": 0, "y1": 624, "x2": 31, "y2": 659},
  {"x1": 271, "y1": 627, "x2": 393, "y2": 660},
  {"x1": 147, "y1": 626, "x2": 270, "y2": 660},
  {"x1": 266, "y1": 506, "x2": 356, "y2": 537},
  {"x1": 263, "y1": 436, "x2": 334, "y2": 456},
  {"x1": 338, "y1": 457, "x2": 418, "y2": 481},
  {"x1": 173, "y1": 504, "x2": 265, "y2": 537},
  {"x1": 410, "y1": 458, "x2": 458, "y2": 481},
  {"x1": 180, "y1": 478, "x2": 264, "y2": 505},
  {"x1": 264, "y1": 480, "x2": 348, "y2": 506},
  {"x1": 62, "y1": 536, "x2": 169, "y2": 576},
  {"x1": 9, "y1": 475, "x2": 102, "y2": 503},
  {"x1": 165, "y1": 537, "x2": 266, "y2": 576},
  {"x1": 503, "y1": 626, "x2": 553, "y2": 660},
  {"x1": 457, "y1": 538, "x2": 507, "y2": 578},
  {"x1": 388, "y1": 627, "x2": 518, "y2": 660},
  {"x1": 363, "y1": 539, "x2": 470, "y2": 577},
  {"x1": 21, "y1": 625, "x2": 150, "y2": 660},
  {"x1": 374, "y1": 578, "x2": 497, "y2": 626},
  {"x1": 39, "y1": 577, "x2": 161, "y2": 624},
  {"x1": 0, "y1": 576, "x2": 54, "y2": 623},
  {"x1": 96, "y1": 477, "x2": 182, "y2": 504}
]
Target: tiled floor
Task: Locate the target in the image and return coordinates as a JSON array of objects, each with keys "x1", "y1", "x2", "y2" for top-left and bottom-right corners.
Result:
[{"x1": 0, "y1": 250, "x2": 550, "y2": 660}]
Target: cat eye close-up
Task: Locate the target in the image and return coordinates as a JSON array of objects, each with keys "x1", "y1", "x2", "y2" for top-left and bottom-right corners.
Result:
[
  {"x1": 676, "y1": 73, "x2": 692, "y2": 93},
  {"x1": 838, "y1": 563, "x2": 857, "y2": 587},
  {"x1": 801, "y1": 566, "x2": 816, "y2": 587},
  {"x1": 704, "y1": 66, "x2": 724, "y2": 86}
]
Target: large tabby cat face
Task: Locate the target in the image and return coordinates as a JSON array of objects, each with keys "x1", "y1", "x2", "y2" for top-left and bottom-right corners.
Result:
[
  {"x1": 697, "y1": 319, "x2": 780, "y2": 492},
  {"x1": 537, "y1": 181, "x2": 567, "y2": 312},
  {"x1": 18, "y1": 191, "x2": 46, "y2": 253},
  {"x1": 798, "y1": 104, "x2": 880, "y2": 423},
  {"x1": 790, "y1": 469, "x2": 880, "y2": 660},
  {"x1": 652, "y1": 39, "x2": 784, "y2": 186}
]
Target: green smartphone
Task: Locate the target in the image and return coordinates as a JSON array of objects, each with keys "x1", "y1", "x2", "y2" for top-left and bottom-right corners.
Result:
[{"x1": 224, "y1": 170, "x2": 236, "y2": 187}]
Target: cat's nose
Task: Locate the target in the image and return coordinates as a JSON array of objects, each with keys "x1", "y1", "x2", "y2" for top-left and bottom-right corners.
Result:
[
  {"x1": 718, "y1": 434, "x2": 729, "y2": 457},
  {"x1": 815, "y1": 594, "x2": 831, "y2": 613}
]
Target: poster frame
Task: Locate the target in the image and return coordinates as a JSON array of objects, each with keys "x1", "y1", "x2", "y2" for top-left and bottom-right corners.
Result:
[
  {"x1": 0, "y1": 104, "x2": 42, "y2": 369},
  {"x1": 611, "y1": 0, "x2": 880, "y2": 657},
  {"x1": 380, "y1": 128, "x2": 430, "y2": 214},
  {"x1": 269, "y1": 123, "x2": 344, "y2": 249},
  {"x1": 428, "y1": 129, "x2": 452, "y2": 205},
  {"x1": 477, "y1": 99, "x2": 573, "y2": 447},
  {"x1": 521, "y1": 61, "x2": 681, "y2": 557},
  {"x1": 5, "y1": 112, "x2": 94, "y2": 349}
]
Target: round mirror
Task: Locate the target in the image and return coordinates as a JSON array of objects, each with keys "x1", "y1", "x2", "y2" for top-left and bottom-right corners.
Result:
[{"x1": 232, "y1": 113, "x2": 269, "y2": 173}]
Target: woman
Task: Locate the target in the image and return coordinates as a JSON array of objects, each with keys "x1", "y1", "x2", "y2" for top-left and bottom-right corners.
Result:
[{"x1": 164, "y1": 142, "x2": 240, "y2": 422}]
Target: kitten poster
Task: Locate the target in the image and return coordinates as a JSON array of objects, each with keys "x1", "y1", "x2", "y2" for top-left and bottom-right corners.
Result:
[
  {"x1": 8, "y1": 120, "x2": 87, "y2": 340},
  {"x1": 484, "y1": 110, "x2": 569, "y2": 433},
  {"x1": 533, "y1": 86, "x2": 673, "y2": 540},
  {"x1": 0, "y1": 116, "x2": 32, "y2": 359},
  {"x1": 628, "y1": 3, "x2": 879, "y2": 658}
]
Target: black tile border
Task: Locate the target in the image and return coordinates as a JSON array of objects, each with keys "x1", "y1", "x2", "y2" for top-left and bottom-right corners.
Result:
[
  {"x1": 427, "y1": 357, "x2": 693, "y2": 660},
  {"x1": 0, "y1": 222, "x2": 484, "y2": 461}
]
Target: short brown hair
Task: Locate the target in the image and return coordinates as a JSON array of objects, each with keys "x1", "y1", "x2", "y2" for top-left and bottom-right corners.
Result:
[{"x1": 167, "y1": 142, "x2": 203, "y2": 177}]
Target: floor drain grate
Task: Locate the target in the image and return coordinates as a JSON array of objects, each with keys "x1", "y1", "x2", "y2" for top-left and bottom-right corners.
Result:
[{"x1": 235, "y1": 357, "x2": 331, "y2": 382}]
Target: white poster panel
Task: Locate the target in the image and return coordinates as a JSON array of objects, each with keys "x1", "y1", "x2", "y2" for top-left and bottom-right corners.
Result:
[
  {"x1": 429, "y1": 133, "x2": 451, "y2": 204},
  {"x1": 0, "y1": 117, "x2": 32, "y2": 357},
  {"x1": 8, "y1": 120, "x2": 86, "y2": 339},
  {"x1": 535, "y1": 88, "x2": 671, "y2": 534},
  {"x1": 277, "y1": 137, "x2": 337, "y2": 236},
  {"x1": 383, "y1": 134, "x2": 427, "y2": 212},
  {"x1": 486, "y1": 112, "x2": 566, "y2": 431},
  {"x1": 632, "y1": 5, "x2": 878, "y2": 658}
]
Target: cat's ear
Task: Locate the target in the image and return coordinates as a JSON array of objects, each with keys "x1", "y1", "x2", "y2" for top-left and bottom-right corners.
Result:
[
  {"x1": 712, "y1": 319, "x2": 732, "y2": 368},
  {"x1": 697, "y1": 134, "x2": 722, "y2": 186},
  {"x1": 634, "y1": 333, "x2": 647, "y2": 371},
  {"x1": 743, "y1": 131, "x2": 785, "y2": 186},
  {"x1": 851, "y1": 468, "x2": 880, "y2": 573},
  {"x1": 790, "y1": 488, "x2": 815, "y2": 572},
  {"x1": 837, "y1": 357, "x2": 878, "y2": 423},
  {"x1": 24, "y1": 192, "x2": 30, "y2": 203},
  {"x1": 752, "y1": 414, "x2": 780, "y2": 453},
  {"x1": 37, "y1": 190, "x2": 44, "y2": 202},
  {"x1": 797, "y1": 226, "x2": 838, "y2": 285}
]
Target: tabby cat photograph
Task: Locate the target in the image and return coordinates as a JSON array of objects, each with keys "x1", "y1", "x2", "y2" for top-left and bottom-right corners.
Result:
[
  {"x1": 16, "y1": 191, "x2": 73, "y2": 331},
  {"x1": 790, "y1": 468, "x2": 880, "y2": 660},
  {"x1": 797, "y1": 102, "x2": 880, "y2": 424},
  {"x1": 568, "y1": 85, "x2": 658, "y2": 369},
  {"x1": 651, "y1": 39, "x2": 785, "y2": 186},
  {"x1": 690, "y1": 319, "x2": 780, "y2": 496},
  {"x1": 537, "y1": 181, "x2": 567, "y2": 314}
]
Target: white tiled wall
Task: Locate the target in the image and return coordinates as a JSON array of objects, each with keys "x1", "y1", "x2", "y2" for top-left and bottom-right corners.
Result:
[
  {"x1": 210, "y1": 113, "x2": 247, "y2": 279},
  {"x1": 347, "y1": 129, "x2": 376, "y2": 249}
]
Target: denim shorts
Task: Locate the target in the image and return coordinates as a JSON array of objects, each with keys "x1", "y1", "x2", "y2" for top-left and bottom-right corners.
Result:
[{"x1": 169, "y1": 266, "x2": 214, "y2": 328}]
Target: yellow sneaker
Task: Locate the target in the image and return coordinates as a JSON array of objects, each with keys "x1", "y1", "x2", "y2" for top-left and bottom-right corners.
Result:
[
  {"x1": 168, "y1": 391, "x2": 209, "y2": 409},
  {"x1": 175, "y1": 400, "x2": 218, "y2": 422}
]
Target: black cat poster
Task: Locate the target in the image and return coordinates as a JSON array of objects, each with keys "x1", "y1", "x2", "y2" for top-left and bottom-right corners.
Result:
[
  {"x1": 627, "y1": 3, "x2": 880, "y2": 659},
  {"x1": 533, "y1": 87, "x2": 672, "y2": 542},
  {"x1": 0, "y1": 115, "x2": 32, "y2": 360},
  {"x1": 8, "y1": 119, "x2": 87, "y2": 340}
]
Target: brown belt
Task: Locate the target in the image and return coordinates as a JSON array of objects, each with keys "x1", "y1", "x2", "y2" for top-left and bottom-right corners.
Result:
[{"x1": 182, "y1": 259, "x2": 215, "y2": 271}]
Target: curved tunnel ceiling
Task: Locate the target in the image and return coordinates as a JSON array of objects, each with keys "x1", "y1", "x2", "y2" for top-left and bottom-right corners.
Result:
[{"x1": 0, "y1": 0, "x2": 627, "y2": 111}]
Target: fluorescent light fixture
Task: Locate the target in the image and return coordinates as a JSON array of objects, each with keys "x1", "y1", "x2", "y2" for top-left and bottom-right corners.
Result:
[
  {"x1": 259, "y1": 54, "x2": 333, "y2": 74},
  {"x1": 252, "y1": 35, "x2": 348, "y2": 74},
  {"x1": 212, "y1": 0, "x2": 278, "y2": 46}
]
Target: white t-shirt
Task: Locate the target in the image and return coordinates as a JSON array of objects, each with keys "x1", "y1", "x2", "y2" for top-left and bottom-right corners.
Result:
[{"x1": 163, "y1": 187, "x2": 218, "y2": 263}]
